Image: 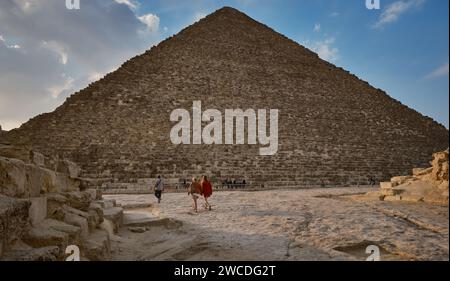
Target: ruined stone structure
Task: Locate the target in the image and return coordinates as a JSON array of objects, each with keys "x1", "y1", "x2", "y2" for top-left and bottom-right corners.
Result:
[
  {"x1": 0, "y1": 7, "x2": 448, "y2": 191},
  {"x1": 376, "y1": 149, "x2": 449, "y2": 205},
  {"x1": 0, "y1": 144, "x2": 123, "y2": 260}
]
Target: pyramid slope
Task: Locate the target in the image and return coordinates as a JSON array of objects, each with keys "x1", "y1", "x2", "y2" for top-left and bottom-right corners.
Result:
[{"x1": 1, "y1": 7, "x2": 448, "y2": 188}]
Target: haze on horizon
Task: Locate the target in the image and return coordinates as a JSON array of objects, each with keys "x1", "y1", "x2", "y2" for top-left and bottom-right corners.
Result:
[{"x1": 0, "y1": 0, "x2": 448, "y2": 131}]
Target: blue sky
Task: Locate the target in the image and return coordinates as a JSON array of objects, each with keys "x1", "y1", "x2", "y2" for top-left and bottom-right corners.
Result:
[{"x1": 0, "y1": 0, "x2": 448, "y2": 130}]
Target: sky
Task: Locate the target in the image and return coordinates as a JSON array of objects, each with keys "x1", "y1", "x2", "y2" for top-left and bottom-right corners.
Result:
[{"x1": 0, "y1": 0, "x2": 448, "y2": 130}]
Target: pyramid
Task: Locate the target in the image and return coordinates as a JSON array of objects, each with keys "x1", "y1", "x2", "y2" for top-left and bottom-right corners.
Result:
[{"x1": 1, "y1": 7, "x2": 448, "y2": 189}]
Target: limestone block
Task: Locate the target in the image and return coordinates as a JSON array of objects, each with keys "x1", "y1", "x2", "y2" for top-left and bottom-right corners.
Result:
[
  {"x1": 96, "y1": 199, "x2": 116, "y2": 209},
  {"x1": 46, "y1": 193, "x2": 68, "y2": 220},
  {"x1": 0, "y1": 157, "x2": 27, "y2": 197},
  {"x1": 0, "y1": 195, "x2": 30, "y2": 257},
  {"x1": 0, "y1": 156, "x2": 79, "y2": 198},
  {"x1": 23, "y1": 226, "x2": 69, "y2": 252},
  {"x1": 102, "y1": 207, "x2": 123, "y2": 233},
  {"x1": 412, "y1": 167, "x2": 432, "y2": 177},
  {"x1": 391, "y1": 176, "x2": 414, "y2": 187},
  {"x1": 56, "y1": 159, "x2": 81, "y2": 179},
  {"x1": 380, "y1": 182, "x2": 392, "y2": 189},
  {"x1": 39, "y1": 219, "x2": 81, "y2": 246},
  {"x1": 29, "y1": 196, "x2": 47, "y2": 226},
  {"x1": 31, "y1": 151, "x2": 46, "y2": 167},
  {"x1": 82, "y1": 229, "x2": 111, "y2": 261},
  {"x1": 0, "y1": 145, "x2": 31, "y2": 163},
  {"x1": 62, "y1": 207, "x2": 90, "y2": 239},
  {"x1": 1, "y1": 246, "x2": 59, "y2": 261},
  {"x1": 63, "y1": 191, "x2": 91, "y2": 211}
]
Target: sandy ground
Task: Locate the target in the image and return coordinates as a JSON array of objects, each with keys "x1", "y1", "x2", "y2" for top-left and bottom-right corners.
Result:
[{"x1": 104, "y1": 188, "x2": 449, "y2": 261}]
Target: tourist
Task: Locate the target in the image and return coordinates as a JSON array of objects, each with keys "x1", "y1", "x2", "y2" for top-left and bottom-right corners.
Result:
[
  {"x1": 188, "y1": 177, "x2": 203, "y2": 213},
  {"x1": 368, "y1": 176, "x2": 376, "y2": 187},
  {"x1": 154, "y1": 175, "x2": 164, "y2": 203},
  {"x1": 200, "y1": 175, "x2": 213, "y2": 211}
]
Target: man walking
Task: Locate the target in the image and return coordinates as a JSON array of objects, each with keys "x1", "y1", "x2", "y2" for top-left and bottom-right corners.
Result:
[{"x1": 154, "y1": 175, "x2": 164, "y2": 203}]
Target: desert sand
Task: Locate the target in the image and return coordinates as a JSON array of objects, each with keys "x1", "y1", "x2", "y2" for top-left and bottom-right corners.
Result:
[{"x1": 104, "y1": 187, "x2": 449, "y2": 261}]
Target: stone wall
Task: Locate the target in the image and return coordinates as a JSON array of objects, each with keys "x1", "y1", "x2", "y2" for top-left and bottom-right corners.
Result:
[{"x1": 0, "y1": 7, "x2": 448, "y2": 191}]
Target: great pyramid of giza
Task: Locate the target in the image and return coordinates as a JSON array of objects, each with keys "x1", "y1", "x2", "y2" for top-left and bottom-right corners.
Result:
[{"x1": 1, "y1": 7, "x2": 448, "y2": 189}]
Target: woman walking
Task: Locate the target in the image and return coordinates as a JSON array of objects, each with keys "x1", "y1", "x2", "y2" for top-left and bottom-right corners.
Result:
[
  {"x1": 200, "y1": 175, "x2": 213, "y2": 211},
  {"x1": 188, "y1": 177, "x2": 202, "y2": 213}
]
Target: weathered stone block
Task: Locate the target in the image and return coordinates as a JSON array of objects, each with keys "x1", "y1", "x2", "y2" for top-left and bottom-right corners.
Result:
[
  {"x1": 0, "y1": 195, "x2": 30, "y2": 258},
  {"x1": 103, "y1": 207, "x2": 123, "y2": 233},
  {"x1": 82, "y1": 229, "x2": 111, "y2": 261},
  {"x1": 23, "y1": 226, "x2": 68, "y2": 253},
  {"x1": 29, "y1": 196, "x2": 47, "y2": 226},
  {"x1": 412, "y1": 167, "x2": 432, "y2": 177},
  {"x1": 391, "y1": 176, "x2": 414, "y2": 187},
  {"x1": 46, "y1": 193, "x2": 68, "y2": 220},
  {"x1": 380, "y1": 182, "x2": 392, "y2": 189},
  {"x1": 56, "y1": 159, "x2": 81, "y2": 179}
]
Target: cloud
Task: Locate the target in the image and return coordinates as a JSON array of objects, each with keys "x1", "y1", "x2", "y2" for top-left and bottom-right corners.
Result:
[
  {"x1": 0, "y1": 0, "x2": 161, "y2": 131},
  {"x1": 306, "y1": 37, "x2": 339, "y2": 62},
  {"x1": 41, "y1": 40, "x2": 69, "y2": 65},
  {"x1": 330, "y1": 12, "x2": 340, "y2": 17},
  {"x1": 314, "y1": 23, "x2": 321, "y2": 32},
  {"x1": 115, "y1": 0, "x2": 139, "y2": 10},
  {"x1": 48, "y1": 75, "x2": 75, "y2": 99},
  {"x1": 373, "y1": 0, "x2": 426, "y2": 29},
  {"x1": 0, "y1": 35, "x2": 21, "y2": 49},
  {"x1": 194, "y1": 12, "x2": 207, "y2": 22},
  {"x1": 425, "y1": 63, "x2": 449, "y2": 80},
  {"x1": 138, "y1": 13, "x2": 160, "y2": 32}
]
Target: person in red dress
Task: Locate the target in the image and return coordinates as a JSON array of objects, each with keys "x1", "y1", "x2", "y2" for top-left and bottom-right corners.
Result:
[{"x1": 200, "y1": 175, "x2": 213, "y2": 210}]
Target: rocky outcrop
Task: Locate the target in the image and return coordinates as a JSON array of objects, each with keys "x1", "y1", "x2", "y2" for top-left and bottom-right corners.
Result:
[
  {"x1": 0, "y1": 146, "x2": 123, "y2": 261},
  {"x1": 375, "y1": 149, "x2": 449, "y2": 205}
]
